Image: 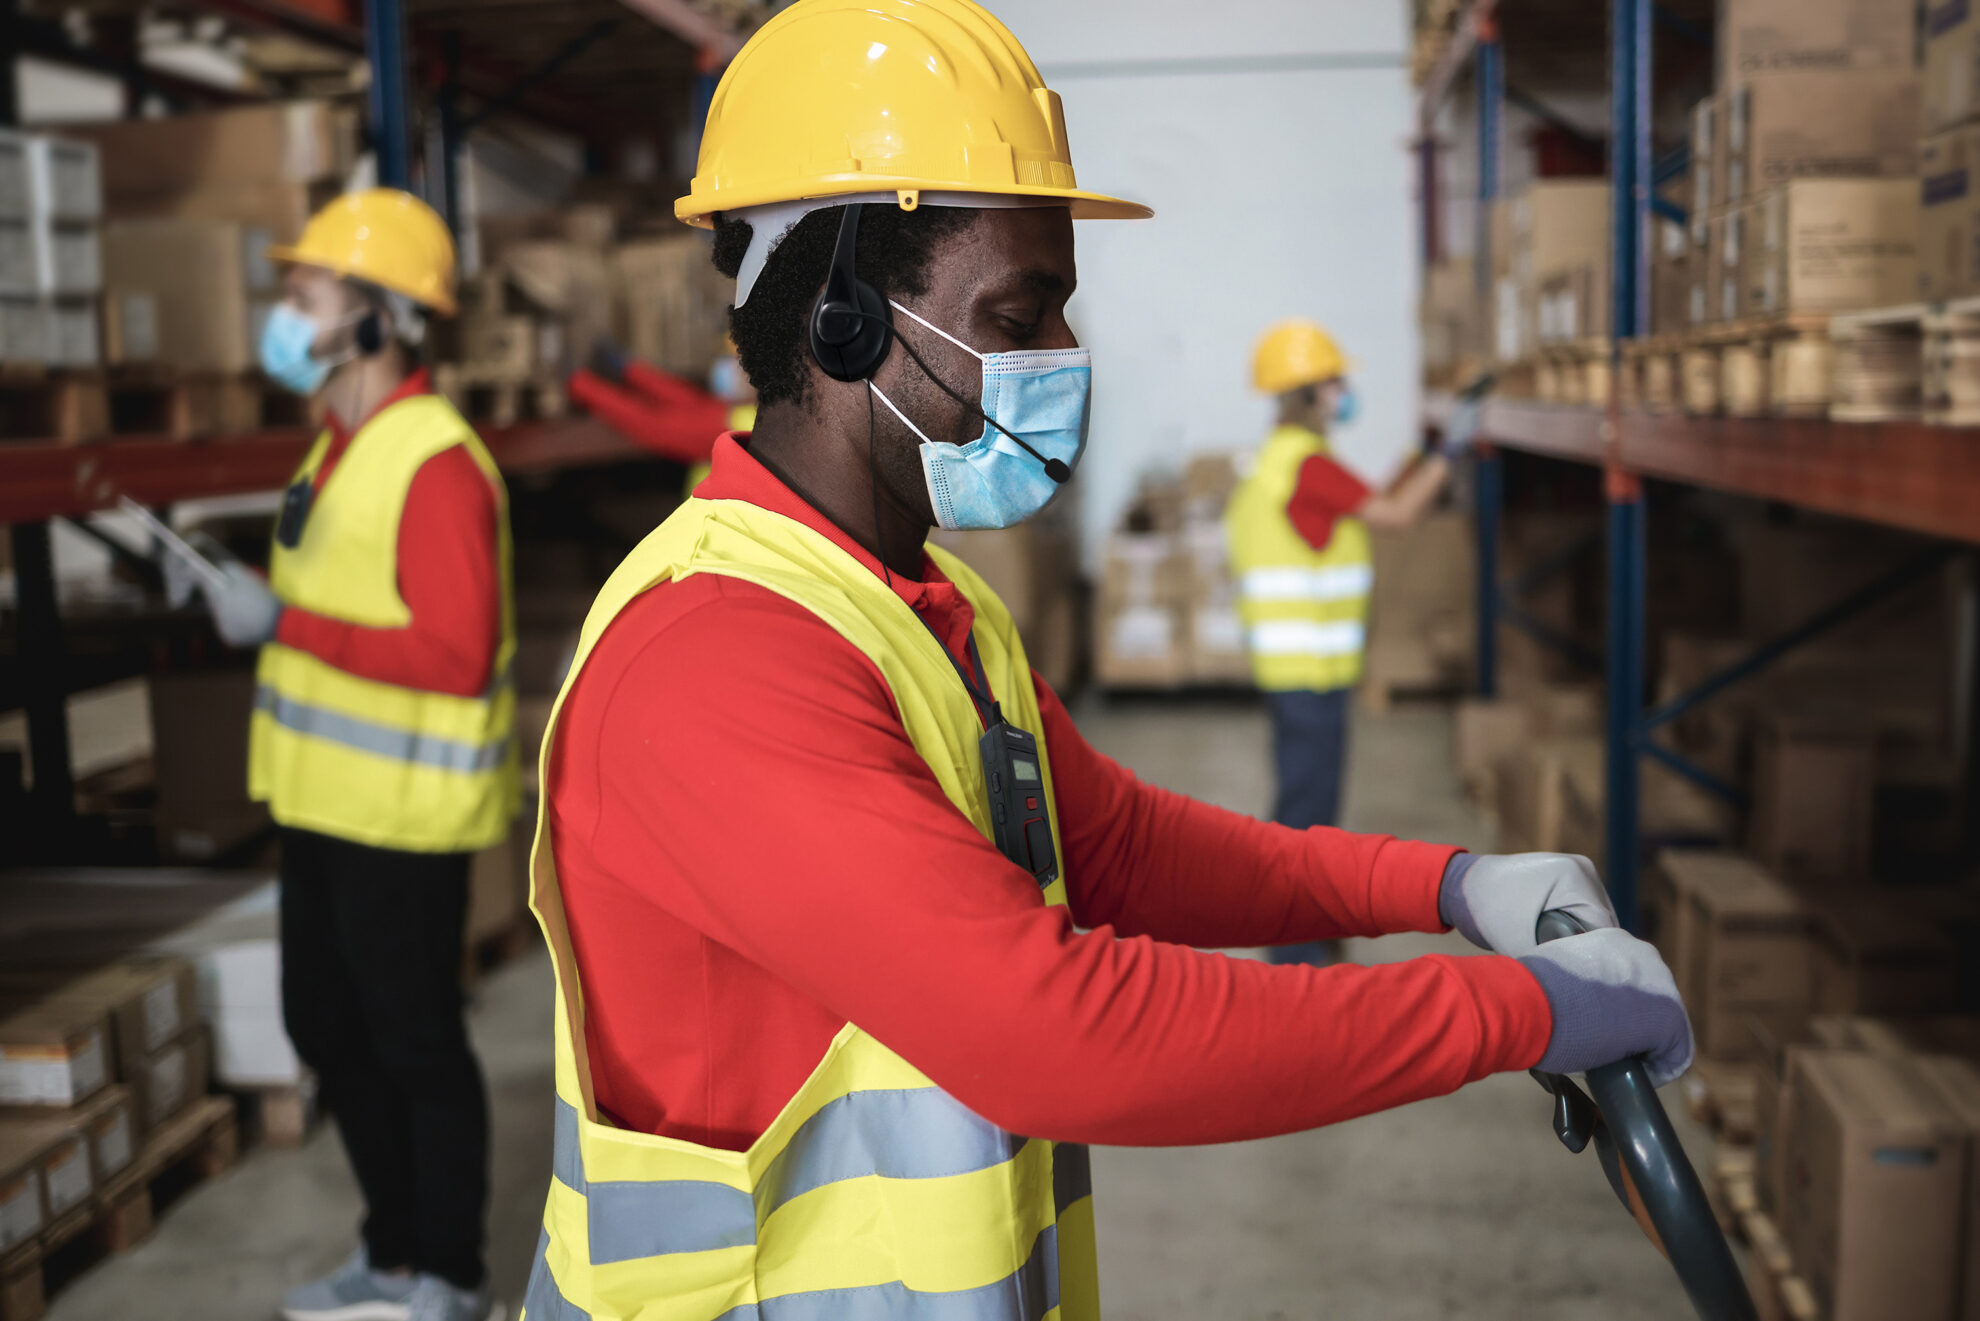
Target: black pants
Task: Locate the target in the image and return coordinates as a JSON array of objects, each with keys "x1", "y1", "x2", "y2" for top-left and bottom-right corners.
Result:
[
  {"x1": 1264, "y1": 688, "x2": 1351, "y2": 968},
  {"x1": 279, "y1": 827, "x2": 489, "y2": 1290}
]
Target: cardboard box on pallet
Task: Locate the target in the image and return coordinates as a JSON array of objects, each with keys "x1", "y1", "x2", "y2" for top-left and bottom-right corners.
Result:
[
  {"x1": 0, "y1": 1000, "x2": 110, "y2": 1110},
  {"x1": 1749, "y1": 712, "x2": 1875, "y2": 885},
  {"x1": 100, "y1": 219, "x2": 279, "y2": 371},
  {"x1": 1914, "y1": 1056, "x2": 1980, "y2": 1321},
  {"x1": 1718, "y1": 0, "x2": 1916, "y2": 83},
  {"x1": 149, "y1": 670, "x2": 267, "y2": 863},
  {"x1": 0, "y1": 1123, "x2": 52, "y2": 1253},
  {"x1": 1493, "y1": 737, "x2": 1731, "y2": 859},
  {"x1": 1926, "y1": 0, "x2": 1980, "y2": 135},
  {"x1": 1921, "y1": 122, "x2": 1980, "y2": 299},
  {"x1": 1658, "y1": 851, "x2": 1816, "y2": 1060},
  {"x1": 1810, "y1": 895, "x2": 1961, "y2": 1017},
  {"x1": 0, "y1": 959, "x2": 198, "y2": 1087},
  {"x1": 127, "y1": 1029, "x2": 209, "y2": 1137},
  {"x1": 51, "y1": 101, "x2": 359, "y2": 199},
  {"x1": 1748, "y1": 179, "x2": 1919, "y2": 317},
  {"x1": 1781, "y1": 1049, "x2": 1970, "y2": 1321},
  {"x1": 0, "y1": 1116, "x2": 93, "y2": 1228},
  {"x1": 1719, "y1": 70, "x2": 1921, "y2": 205},
  {"x1": 1094, "y1": 533, "x2": 1188, "y2": 689}
]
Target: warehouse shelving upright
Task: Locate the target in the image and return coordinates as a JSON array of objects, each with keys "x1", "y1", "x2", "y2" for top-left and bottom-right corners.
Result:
[{"x1": 1419, "y1": 0, "x2": 1980, "y2": 930}]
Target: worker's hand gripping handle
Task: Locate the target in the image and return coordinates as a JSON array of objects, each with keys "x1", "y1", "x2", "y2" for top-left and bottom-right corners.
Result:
[{"x1": 1532, "y1": 910, "x2": 1757, "y2": 1321}]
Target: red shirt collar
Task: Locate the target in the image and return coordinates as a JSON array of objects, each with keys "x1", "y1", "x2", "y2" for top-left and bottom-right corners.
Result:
[
  {"x1": 325, "y1": 367, "x2": 434, "y2": 446},
  {"x1": 698, "y1": 432, "x2": 977, "y2": 655}
]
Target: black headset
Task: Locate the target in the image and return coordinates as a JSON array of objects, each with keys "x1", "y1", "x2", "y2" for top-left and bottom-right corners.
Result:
[
  {"x1": 354, "y1": 308, "x2": 386, "y2": 356},
  {"x1": 808, "y1": 204, "x2": 893, "y2": 381}
]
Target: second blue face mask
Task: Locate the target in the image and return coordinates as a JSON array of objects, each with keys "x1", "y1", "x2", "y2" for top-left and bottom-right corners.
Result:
[{"x1": 871, "y1": 300, "x2": 1091, "y2": 531}]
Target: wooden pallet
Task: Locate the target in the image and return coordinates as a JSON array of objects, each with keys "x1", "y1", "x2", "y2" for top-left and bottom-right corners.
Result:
[
  {"x1": 101, "y1": 368, "x2": 309, "y2": 440},
  {"x1": 1696, "y1": 315, "x2": 1832, "y2": 419},
  {"x1": 236, "y1": 1077, "x2": 319, "y2": 1150},
  {"x1": 1921, "y1": 295, "x2": 1980, "y2": 424},
  {"x1": 1681, "y1": 1057, "x2": 1760, "y2": 1143},
  {"x1": 1533, "y1": 339, "x2": 1611, "y2": 407},
  {"x1": 1622, "y1": 336, "x2": 1684, "y2": 413},
  {"x1": 435, "y1": 363, "x2": 568, "y2": 428},
  {"x1": 1724, "y1": 1207, "x2": 1819, "y2": 1321},
  {"x1": 0, "y1": 368, "x2": 110, "y2": 444},
  {"x1": 0, "y1": 1096, "x2": 237, "y2": 1321},
  {"x1": 1829, "y1": 302, "x2": 1926, "y2": 422}
]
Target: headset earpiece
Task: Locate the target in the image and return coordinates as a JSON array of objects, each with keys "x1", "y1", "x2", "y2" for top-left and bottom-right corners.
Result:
[
  {"x1": 355, "y1": 309, "x2": 385, "y2": 356},
  {"x1": 808, "y1": 203, "x2": 893, "y2": 382}
]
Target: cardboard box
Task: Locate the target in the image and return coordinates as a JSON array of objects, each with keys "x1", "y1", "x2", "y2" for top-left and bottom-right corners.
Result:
[
  {"x1": 1650, "y1": 207, "x2": 1694, "y2": 334},
  {"x1": 1663, "y1": 850, "x2": 1815, "y2": 1059},
  {"x1": 1719, "y1": 0, "x2": 1916, "y2": 82},
  {"x1": 610, "y1": 235, "x2": 733, "y2": 380},
  {"x1": 1913, "y1": 1055, "x2": 1980, "y2": 1321},
  {"x1": 0, "y1": 1119, "x2": 91, "y2": 1223},
  {"x1": 1749, "y1": 713, "x2": 1874, "y2": 885},
  {"x1": 1782, "y1": 1050, "x2": 1968, "y2": 1321},
  {"x1": 1705, "y1": 206, "x2": 1749, "y2": 325},
  {"x1": 1093, "y1": 604, "x2": 1185, "y2": 688},
  {"x1": 1453, "y1": 699, "x2": 1529, "y2": 801},
  {"x1": 101, "y1": 220, "x2": 279, "y2": 371},
  {"x1": 1691, "y1": 99, "x2": 1719, "y2": 249},
  {"x1": 1811, "y1": 895, "x2": 1961, "y2": 1016},
  {"x1": 128, "y1": 1029, "x2": 209, "y2": 1136},
  {"x1": 0, "y1": 1000, "x2": 110, "y2": 1108},
  {"x1": 1721, "y1": 71, "x2": 1921, "y2": 204},
  {"x1": 1749, "y1": 180, "x2": 1919, "y2": 316},
  {"x1": 1496, "y1": 737, "x2": 1731, "y2": 859},
  {"x1": 0, "y1": 958, "x2": 197, "y2": 1084},
  {"x1": 1921, "y1": 123, "x2": 1980, "y2": 299},
  {"x1": 52, "y1": 101, "x2": 358, "y2": 197},
  {"x1": 148, "y1": 670, "x2": 268, "y2": 862},
  {"x1": 1507, "y1": 181, "x2": 1612, "y2": 347},
  {"x1": 1926, "y1": 0, "x2": 1980, "y2": 134},
  {"x1": 102, "y1": 178, "x2": 338, "y2": 244},
  {"x1": 0, "y1": 1123, "x2": 50, "y2": 1252}
]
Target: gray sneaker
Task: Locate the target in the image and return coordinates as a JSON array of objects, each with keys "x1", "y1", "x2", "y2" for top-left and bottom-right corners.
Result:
[
  {"x1": 405, "y1": 1274, "x2": 504, "y2": 1321},
  {"x1": 281, "y1": 1248, "x2": 418, "y2": 1321}
]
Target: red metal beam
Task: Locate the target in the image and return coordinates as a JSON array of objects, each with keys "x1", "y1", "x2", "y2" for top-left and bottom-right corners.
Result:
[
  {"x1": 0, "y1": 417, "x2": 642, "y2": 523},
  {"x1": 1422, "y1": 395, "x2": 1980, "y2": 546}
]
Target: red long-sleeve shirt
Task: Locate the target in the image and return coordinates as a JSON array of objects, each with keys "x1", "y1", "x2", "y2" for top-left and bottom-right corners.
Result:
[
  {"x1": 547, "y1": 435, "x2": 1551, "y2": 1152},
  {"x1": 1289, "y1": 453, "x2": 1371, "y2": 551},
  {"x1": 274, "y1": 370, "x2": 502, "y2": 698}
]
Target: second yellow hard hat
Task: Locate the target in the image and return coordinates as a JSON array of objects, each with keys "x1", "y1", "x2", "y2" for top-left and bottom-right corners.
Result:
[
  {"x1": 676, "y1": 0, "x2": 1150, "y2": 225},
  {"x1": 1253, "y1": 320, "x2": 1349, "y2": 394},
  {"x1": 268, "y1": 188, "x2": 459, "y2": 317}
]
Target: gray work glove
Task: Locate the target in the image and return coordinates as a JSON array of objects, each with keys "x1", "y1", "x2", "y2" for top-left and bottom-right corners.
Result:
[
  {"x1": 1519, "y1": 927, "x2": 1694, "y2": 1086},
  {"x1": 200, "y1": 562, "x2": 283, "y2": 647},
  {"x1": 1439, "y1": 852, "x2": 1619, "y2": 959}
]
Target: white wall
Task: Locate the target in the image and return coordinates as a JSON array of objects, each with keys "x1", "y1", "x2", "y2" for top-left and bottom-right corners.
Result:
[{"x1": 988, "y1": 0, "x2": 1418, "y2": 560}]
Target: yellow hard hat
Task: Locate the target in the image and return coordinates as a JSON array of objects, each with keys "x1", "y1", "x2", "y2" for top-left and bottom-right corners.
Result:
[
  {"x1": 676, "y1": 0, "x2": 1150, "y2": 225},
  {"x1": 268, "y1": 188, "x2": 459, "y2": 317},
  {"x1": 1252, "y1": 319, "x2": 1350, "y2": 394}
]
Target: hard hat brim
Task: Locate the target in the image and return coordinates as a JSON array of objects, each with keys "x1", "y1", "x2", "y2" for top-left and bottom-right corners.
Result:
[
  {"x1": 267, "y1": 243, "x2": 460, "y2": 318},
  {"x1": 675, "y1": 178, "x2": 1152, "y2": 228}
]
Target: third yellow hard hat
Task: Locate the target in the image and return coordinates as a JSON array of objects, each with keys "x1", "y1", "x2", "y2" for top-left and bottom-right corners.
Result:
[
  {"x1": 1252, "y1": 320, "x2": 1350, "y2": 394},
  {"x1": 676, "y1": 0, "x2": 1150, "y2": 225},
  {"x1": 268, "y1": 188, "x2": 459, "y2": 317}
]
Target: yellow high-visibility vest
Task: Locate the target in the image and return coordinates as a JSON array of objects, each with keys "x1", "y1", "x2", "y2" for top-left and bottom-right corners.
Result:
[
  {"x1": 521, "y1": 494, "x2": 1098, "y2": 1321},
  {"x1": 248, "y1": 393, "x2": 519, "y2": 853},
  {"x1": 1225, "y1": 423, "x2": 1374, "y2": 693}
]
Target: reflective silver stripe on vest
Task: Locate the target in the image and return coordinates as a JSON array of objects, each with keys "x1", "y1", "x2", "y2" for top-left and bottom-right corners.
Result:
[
  {"x1": 709, "y1": 1224, "x2": 1060, "y2": 1321},
  {"x1": 757, "y1": 1088, "x2": 1024, "y2": 1219},
  {"x1": 1239, "y1": 564, "x2": 1374, "y2": 602},
  {"x1": 1052, "y1": 1142, "x2": 1092, "y2": 1212},
  {"x1": 255, "y1": 686, "x2": 509, "y2": 774},
  {"x1": 553, "y1": 1096, "x2": 757, "y2": 1263},
  {"x1": 523, "y1": 1229, "x2": 592, "y2": 1321},
  {"x1": 1246, "y1": 619, "x2": 1366, "y2": 658}
]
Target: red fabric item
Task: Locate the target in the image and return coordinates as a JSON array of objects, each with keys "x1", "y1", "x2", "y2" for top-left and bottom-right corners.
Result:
[
  {"x1": 1287, "y1": 452, "x2": 1371, "y2": 552},
  {"x1": 567, "y1": 362, "x2": 728, "y2": 466},
  {"x1": 274, "y1": 373, "x2": 503, "y2": 699},
  {"x1": 547, "y1": 435, "x2": 1552, "y2": 1151}
]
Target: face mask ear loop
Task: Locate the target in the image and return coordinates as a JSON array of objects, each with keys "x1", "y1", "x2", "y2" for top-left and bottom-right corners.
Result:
[
  {"x1": 888, "y1": 299, "x2": 987, "y2": 362},
  {"x1": 868, "y1": 380, "x2": 937, "y2": 445}
]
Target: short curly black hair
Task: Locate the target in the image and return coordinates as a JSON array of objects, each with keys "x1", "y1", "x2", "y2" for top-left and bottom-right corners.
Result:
[{"x1": 713, "y1": 204, "x2": 976, "y2": 409}]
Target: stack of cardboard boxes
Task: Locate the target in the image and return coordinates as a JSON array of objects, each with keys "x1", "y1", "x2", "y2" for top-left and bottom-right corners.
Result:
[
  {"x1": 1491, "y1": 180, "x2": 1611, "y2": 366},
  {"x1": 62, "y1": 101, "x2": 358, "y2": 376},
  {"x1": 0, "y1": 130, "x2": 103, "y2": 367},
  {"x1": 1092, "y1": 458, "x2": 1250, "y2": 690},
  {"x1": 1921, "y1": 4, "x2": 1980, "y2": 297},
  {"x1": 1677, "y1": 0, "x2": 1921, "y2": 336}
]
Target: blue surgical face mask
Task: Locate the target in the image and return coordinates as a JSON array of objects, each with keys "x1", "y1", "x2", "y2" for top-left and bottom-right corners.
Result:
[
  {"x1": 871, "y1": 299, "x2": 1091, "y2": 530},
  {"x1": 1333, "y1": 382, "x2": 1359, "y2": 426},
  {"x1": 259, "y1": 304, "x2": 341, "y2": 396}
]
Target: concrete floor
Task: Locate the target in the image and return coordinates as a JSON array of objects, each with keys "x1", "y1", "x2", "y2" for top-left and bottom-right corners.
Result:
[{"x1": 50, "y1": 699, "x2": 1705, "y2": 1321}]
